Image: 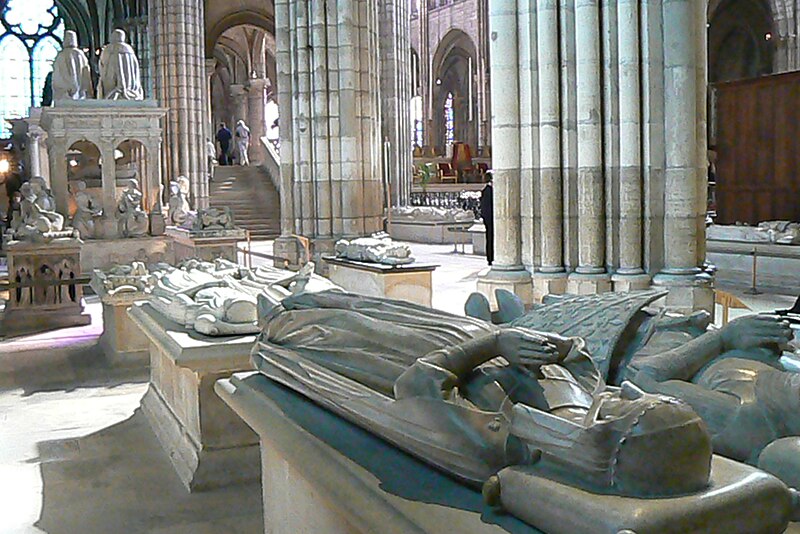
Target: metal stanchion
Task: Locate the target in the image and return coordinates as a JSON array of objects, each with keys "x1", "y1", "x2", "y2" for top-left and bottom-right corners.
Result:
[
  {"x1": 745, "y1": 246, "x2": 761, "y2": 295},
  {"x1": 247, "y1": 230, "x2": 253, "y2": 269}
]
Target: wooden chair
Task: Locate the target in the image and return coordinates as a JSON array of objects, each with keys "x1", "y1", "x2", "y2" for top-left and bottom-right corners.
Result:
[
  {"x1": 715, "y1": 290, "x2": 750, "y2": 326},
  {"x1": 438, "y1": 163, "x2": 458, "y2": 183}
]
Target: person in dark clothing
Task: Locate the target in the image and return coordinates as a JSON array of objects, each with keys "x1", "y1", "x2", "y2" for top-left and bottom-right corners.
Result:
[
  {"x1": 216, "y1": 123, "x2": 233, "y2": 166},
  {"x1": 480, "y1": 172, "x2": 494, "y2": 265}
]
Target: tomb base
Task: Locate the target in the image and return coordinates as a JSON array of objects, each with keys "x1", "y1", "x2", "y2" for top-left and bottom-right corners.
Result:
[
  {"x1": 323, "y1": 256, "x2": 437, "y2": 307},
  {"x1": 89, "y1": 278, "x2": 149, "y2": 366},
  {"x1": 216, "y1": 372, "x2": 793, "y2": 534},
  {"x1": 1, "y1": 238, "x2": 90, "y2": 337},
  {"x1": 80, "y1": 236, "x2": 175, "y2": 272},
  {"x1": 215, "y1": 372, "x2": 541, "y2": 534},
  {"x1": 387, "y1": 220, "x2": 472, "y2": 244},
  {"x1": 129, "y1": 302, "x2": 259, "y2": 492},
  {"x1": 166, "y1": 226, "x2": 246, "y2": 263}
]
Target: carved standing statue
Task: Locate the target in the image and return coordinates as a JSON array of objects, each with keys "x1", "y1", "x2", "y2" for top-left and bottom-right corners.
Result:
[
  {"x1": 51, "y1": 30, "x2": 93, "y2": 101},
  {"x1": 235, "y1": 120, "x2": 251, "y2": 166},
  {"x1": 168, "y1": 176, "x2": 191, "y2": 226},
  {"x1": 116, "y1": 179, "x2": 149, "y2": 237},
  {"x1": 70, "y1": 180, "x2": 102, "y2": 239},
  {"x1": 98, "y1": 29, "x2": 144, "y2": 100}
]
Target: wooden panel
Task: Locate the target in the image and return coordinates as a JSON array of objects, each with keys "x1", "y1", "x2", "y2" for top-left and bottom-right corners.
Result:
[{"x1": 714, "y1": 71, "x2": 800, "y2": 224}]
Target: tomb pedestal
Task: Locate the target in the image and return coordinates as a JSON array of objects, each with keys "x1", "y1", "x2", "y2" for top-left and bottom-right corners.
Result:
[
  {"x1": 1, "y1": 237, "x2": 90, "y2": 337},
  {"x1": 166, "y1": 226, "x2": 246, "y2": 263},
  {"x1": 128, "y1": 302, "x2": 259, "y2": 491},
  {"x1": 322, "y1": 256, "x2": 437, "y2": 307},
  {"x1": 216, "y1": 372, "x2": 793, "y2": 534},
  {"x1": 80, "y1": 236, "x2": 175, "y2": 271},
  {"x1": 215, "y1": 372, "x2": 541, "y2": 534},
  {"x1": 89, "y1": 276, "x2": 149, "y2": 366},
  {"x1": 388, "y1": 220, "x2": 473, "y2": 244}
]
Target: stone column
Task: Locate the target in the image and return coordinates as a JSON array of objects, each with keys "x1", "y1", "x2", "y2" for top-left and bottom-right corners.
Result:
[
  {"x1": 274, "y1": 0, "x2": 384, "y2": 267},
  {"x1": 568, "y1": 0, "x2": 610, "y2": 294},
  {"x1": 477, "y1": 0, "x2": 533, "y2": 308},
  {"x1": 27, "y1": 129, "x2": 43, "y2": 178},
  {"x1": 45, "y1": 139, "x2": 69, "y2": 217},
  {"x1": 247, "y1": 78, "x2": 269, "y2": 164},
  {"x1": 653, "y1": 0, "x2": 713, "y2": 313},
  {"x1": 149, "y1": 0, "x2": 209, "y2": 209},
  {"x1": 230, "y1": 85, "x2": 249, "y2": 128},
  {"x1": 534, "y1": 0, "x2": 567, "y2": 300},
  {"x1": 379, "y1": 0, "x2": 412, "y2": 207},
  {"x1": 100, "y1": 143, "x2": 119, "y2": 238},
  {"x1": 612, "y1": 0, "x2": 650, "y2": 292},
  {"x1": 205, "y1": 58, "x2": 216, "y2": 152}
]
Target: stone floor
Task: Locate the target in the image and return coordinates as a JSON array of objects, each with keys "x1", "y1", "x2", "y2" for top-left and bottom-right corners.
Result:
[{"x1": 0, "y1": 241, "x2": 798, "y2": 533}]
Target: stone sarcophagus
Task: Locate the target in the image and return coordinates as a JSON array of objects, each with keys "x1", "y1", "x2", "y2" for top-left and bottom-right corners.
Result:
[{"x1": 2, "y1": 237, "x2": 91, "y2": 336}]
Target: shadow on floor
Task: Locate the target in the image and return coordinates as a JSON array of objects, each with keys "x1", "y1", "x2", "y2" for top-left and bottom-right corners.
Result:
[{"x1": 34, "y1": 409, "x2": 262, "y2": 534}]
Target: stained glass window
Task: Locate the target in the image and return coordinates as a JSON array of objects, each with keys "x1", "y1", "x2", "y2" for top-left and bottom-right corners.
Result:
[
  {"x1": 444, "y1": 92, "x2": 454, "y2": 146},
  {"x1": 411, "y1": 96, "x2": 423, "y2": 148},
  {"x1": 0, "y1": 0, "x2": 63, "y2": 137}
]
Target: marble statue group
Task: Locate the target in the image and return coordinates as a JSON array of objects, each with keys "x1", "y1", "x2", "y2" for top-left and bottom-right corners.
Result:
[{"x1": 52, "y1": 29, "x2": 143, "y2": 102}]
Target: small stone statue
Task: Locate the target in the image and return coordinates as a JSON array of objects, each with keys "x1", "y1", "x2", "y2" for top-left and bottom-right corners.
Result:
[
  {"x1": 98, "y1": 29, "x2": 144, "y2": 101},
  {"x1": 334, "y1": 234, "x2": 414, "y2": 265},
  {"x1": 51, "y1": 30, "x2": 93, "y2": 101},
  {"x1": 30, "y1": 177, "x2": 56, "y2": 212},
  {"x1": 8, "y1": 182, "x2": 66, "y2": 242},
  {"x1": 189, "y1": 206, "x2": 235, "y2": 232},
  {"x1": 168, "y1": 176, "x2": 191, "y2": 226},
  {"x1": 235, "y1": 120, "x2": 251, "y2": 166},
  {"x1": 94, "y1": 262, "x2": 157, "y2": 296},
  {"x1": 116, "y1": 179, "x2": 149, "y2": 238},
  {"x1": 70, "y1": 180, "x2": 102, "y2": 239}
]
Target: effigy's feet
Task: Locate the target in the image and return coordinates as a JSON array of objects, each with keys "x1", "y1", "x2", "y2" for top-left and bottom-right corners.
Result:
[
  {"x1": 494, "y1": 289, "x2": 525, "y2": 324},
  {"x1": 465, "y1": 292, "x2": 492, "y2": 322}
]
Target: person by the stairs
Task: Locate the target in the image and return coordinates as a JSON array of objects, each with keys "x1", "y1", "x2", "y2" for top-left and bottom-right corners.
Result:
[
  {"x1": 206, "y1": 138, "x2": 217, "y2": 182},
  {"x1": 480, "y1": 172, "x2": 494, "y2": 265},
  {"x1": 216, "y1": 122, "x2": 232, "y2": 166},
  {"x1": 235, "y1": 120, "x2": 251, "y2": 166}
]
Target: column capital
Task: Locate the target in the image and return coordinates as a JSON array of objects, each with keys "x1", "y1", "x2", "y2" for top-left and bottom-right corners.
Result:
[
  {"x1": 247, "y1": 78, "x2": 270, "y2": 92},
  {"x1": 230, "y1": 84, "x2": 248, "y2": 98},
  {"x1": 205, "y1": 57, "x2": 217, "y2": 77}
]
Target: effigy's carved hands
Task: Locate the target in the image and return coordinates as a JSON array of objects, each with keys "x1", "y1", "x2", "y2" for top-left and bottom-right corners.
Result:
[
  {"x1": 721, "y1": 315, "x2": 793, "y2": 351},
  {"x1": 496, "y1": 327, "x2": 561, "y2": 367}
]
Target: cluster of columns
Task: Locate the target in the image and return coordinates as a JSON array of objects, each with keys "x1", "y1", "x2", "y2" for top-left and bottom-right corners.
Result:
[
  {"x1": 149, "y1": 0, "x2": 209, "y2": 209},
  {"x1": 274, "y1": 0, "x2": 384, "y2": 261},
  {"x1": 771, "y1": 0, "x2": 800, "y2": 72},
  {"x1": 379, "y1": 0, "x2": 413, "y2": 207},
  {"x1": 480, "y1": 0, "x2": 712, "y2": 313},
  {"x1": 226, "y1": 79, "x2": 270, "y2": 164}
]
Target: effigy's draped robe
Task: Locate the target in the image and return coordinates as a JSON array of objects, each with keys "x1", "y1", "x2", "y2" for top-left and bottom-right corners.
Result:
[{"x1": 263, "y1": 291, "x2": 497, "y2": 396}]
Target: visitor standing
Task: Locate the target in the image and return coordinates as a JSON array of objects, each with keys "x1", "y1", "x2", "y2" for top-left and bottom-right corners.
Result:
[
  {"x1": 235, "y1": 120, "x2": 251, "y2": 166},
  {"x1": 216, "y1": 123, "x2": 232, "y2": 166},
  {"x1": 480, "y1": 172, "x2": 494, "y2": 265}
]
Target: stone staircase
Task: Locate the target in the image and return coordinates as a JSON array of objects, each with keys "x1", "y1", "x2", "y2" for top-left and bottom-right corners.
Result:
[{"x1": 210, "y1": 165, "x2": 281, "y2": 240}]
